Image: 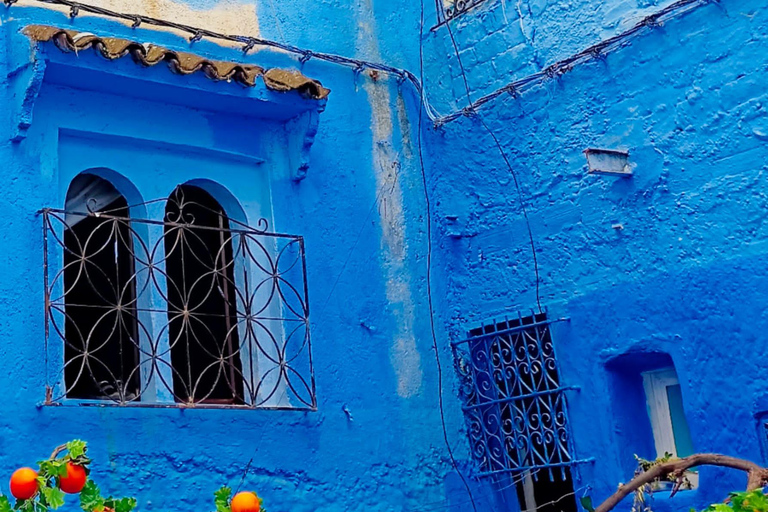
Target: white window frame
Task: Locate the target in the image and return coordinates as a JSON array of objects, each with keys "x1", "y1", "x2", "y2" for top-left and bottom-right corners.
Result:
[{"x1": 642, "y1": 368, "x2": 698, "y2": 488}]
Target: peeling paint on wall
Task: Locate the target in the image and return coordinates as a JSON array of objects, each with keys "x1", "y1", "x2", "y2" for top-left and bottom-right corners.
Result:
[
  {"x1": 37, "y1": 0, "x2": 260, "y2": 42},
  {"x1": 356, "y1": 0, "x2": 423, "y2": 399}
]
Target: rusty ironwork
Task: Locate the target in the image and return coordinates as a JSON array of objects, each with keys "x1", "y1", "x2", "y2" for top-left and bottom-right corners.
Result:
[
  {"x1": 436, "y1": 0, "x2": 492, "y2": 26},
  {"x1": 41, "y1": 195, "x2": 315, "y2": 411}
]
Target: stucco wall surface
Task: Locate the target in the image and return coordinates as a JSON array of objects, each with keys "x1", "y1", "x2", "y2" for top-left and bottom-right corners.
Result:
[
  {"x1": 0, "y1": 0, "x2": 766, "y2": 511},
  {"x1": 425, "y1": 0, "x2": 768, "y2": 510},
  {"x1": 0, "y1": 1, "x2": 479, "y2": 511}
]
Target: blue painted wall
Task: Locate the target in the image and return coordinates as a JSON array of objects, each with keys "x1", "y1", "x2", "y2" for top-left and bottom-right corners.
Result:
[
  {"x1": 0, "y1": 0, "x2": 766, "y2": 511},
  {"x1": 0, "y1": 3, "x2": 466, "y2": 511},
  {"x1": 424, "y1": 0, "x2": 768, "y2": 511}
]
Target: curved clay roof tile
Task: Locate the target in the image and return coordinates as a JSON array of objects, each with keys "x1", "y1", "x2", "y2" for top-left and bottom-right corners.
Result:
[{"x1": 23, "y1": 25, "x2": 330, "y2": 100}]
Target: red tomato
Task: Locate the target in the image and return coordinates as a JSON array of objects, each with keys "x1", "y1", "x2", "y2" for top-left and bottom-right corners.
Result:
[
  {"x1": 59, "y1": 462, "x2": 87, "y2": 494},
  {"x1": 10, "y1": 467, "x2": 38, "y2": 500},
  {"x1": 231, "y1": 492, "x2": 261, "y2": 512}
]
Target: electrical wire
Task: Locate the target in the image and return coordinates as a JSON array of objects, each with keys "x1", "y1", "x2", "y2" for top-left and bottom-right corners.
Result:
[
  {"x1": 233, "y1": 384, "x2": 291, "y2": 494},
  {"x1": 416, "y1": 0, "x2": 478, "y2": 510},
  {"x1": 444, "y1": 20, "x2": 543, "y2": 313},
  {"x1": 1, "y1": 0, "x2": 441, "y2": 118},
  {"x1": 231, "y1": 162, "x2": 405, "y2": 495},
  {"x1": 411, "y1": 469, "x2": 537, "y2": 512},
  {"x1": 414, "y1": 470, "x2": 589, "y2": 512},
  {"x1": 433, "y1": 0, "x2": 718, "y2": 125},
  {"x1": 520, "y1": 484, "x2": 590, "y2": 512},
  {"x1": 2, "y1": 0, "x2": 716, "y2": 126}
]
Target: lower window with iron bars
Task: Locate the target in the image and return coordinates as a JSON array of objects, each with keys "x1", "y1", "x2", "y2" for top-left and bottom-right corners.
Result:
[{"x1": 453, "y1": 311, "x2": 591, "y2": 512}]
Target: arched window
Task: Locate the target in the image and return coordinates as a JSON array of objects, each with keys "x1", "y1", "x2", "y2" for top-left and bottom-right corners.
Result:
[
  {"x1": 63, "y1": 173, "x2": 140, "y2": 400},
  {"x1": 164, "y1": 184, "x2": 244, "y2": 404}
]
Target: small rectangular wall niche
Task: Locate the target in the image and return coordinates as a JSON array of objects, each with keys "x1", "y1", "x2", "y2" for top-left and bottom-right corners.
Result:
[{"x1": 584, "y1": 148, "x2": 632, "y2": 177}]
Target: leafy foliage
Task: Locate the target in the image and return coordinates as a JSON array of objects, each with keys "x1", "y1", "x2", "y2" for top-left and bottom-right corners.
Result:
[
  {"x1": 699, "y1": 490, "x2": 768, "y2": 512},
  {"x1": 580, "y1": 454, "x2": 697, "y2": 512},
  {"x1": 628, "y1": 452, "x2": 695, "y2": 512},
  {"x1": 79, "y1": 481, "x2": 103, "y2": 512},
  {"x1": 580, "y1": 496, "x2": 595, "y2": 512},
  {"x1": 214, "y1": 487, "x2": 232, "y2": 512},
  {"x1": 635, "y1": 453, "x2": 674, "y2": 473},
  {"x1": 214, "y1": 487, "x2": 266, "y2": 512},
  {"x1": 76, "y1": 476, "x2": 137, "y2": 512},
  {"x1": 0, "y1": 441, "x2": 266, "y2": 512},
  {"x1": 0, "y1": 441, "x2": 135, "y2": 512}
]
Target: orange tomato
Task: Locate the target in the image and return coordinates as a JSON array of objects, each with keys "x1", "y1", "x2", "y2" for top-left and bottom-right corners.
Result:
[
  {"x1": 10, "y1": 467, "x2": 38, "y2": 500},
  {"x1": 231, "y1": 492, "x2": 261, "y2": 512},
  {"x1": 59, "y1": 462, "x2": 87, "y2": 494}
]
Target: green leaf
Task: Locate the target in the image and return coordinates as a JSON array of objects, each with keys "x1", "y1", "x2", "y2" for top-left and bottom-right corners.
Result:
[
  {"x1": 0, "y1": 496, "x2": 12, "y2": 512},
  {"x1": 104, "y1": 497, "x2": 136, "y2": 512},
  {"x1": 79, "y1": 480, "x2": 104, "y2": 512},
  {"x1": 41, "y1": 487, "x2": 65, "y2": 510},
  {"x1": 38, "y1": 460, "x2": 67, "y2": 480},
  {"x1": 214, "y1": 487, "x2": 232, "y2": 512},
  {"x1": 580, "y1": 496, "x2": 595, "y2": 512},
  {"x1": 66, "y1": 441, "x2": 87, "y2": 460},
  {"x1": 16, "y1": 499, "x2": 35, "y2": 512}
]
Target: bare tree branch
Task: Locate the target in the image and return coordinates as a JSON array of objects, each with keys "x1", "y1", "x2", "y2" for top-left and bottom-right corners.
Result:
[
  {"x1": 49, "y1": 444, "x2": 67, "y2": 460},
  {"x1": 595, "y1": 454, "x2": 768, "y2": 512}
]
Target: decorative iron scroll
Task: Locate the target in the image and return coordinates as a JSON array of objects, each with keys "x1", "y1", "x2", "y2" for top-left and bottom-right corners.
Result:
[
  {"x1": 453, "y1": 313, "x2": 583, "y2": 477},
  {"x1": 42, "y1": 203, "x2": 315, "y2": 410},
  {"x1": 437, "y1": 0, "x2": 492, "y2": 26}
]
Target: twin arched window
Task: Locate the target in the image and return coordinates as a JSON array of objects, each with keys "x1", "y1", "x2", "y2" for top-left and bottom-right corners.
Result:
[{"x1": 62, "y1": 174, "x2": 244, "y2": 404}]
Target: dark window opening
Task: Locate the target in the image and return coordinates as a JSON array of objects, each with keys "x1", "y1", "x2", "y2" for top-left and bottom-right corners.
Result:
[
  {"x1": 514, "y1": 469, "x2": 577, "y2": 512},
  {"x1": 63, "y1": 175, "x2": 140, "y2": 401},
  {"x1": 164, "y1": 185, "x2": 244, "y2": 404},
  {"x1": 459, "y1": 312, "x2": 577, "y2": 512}
]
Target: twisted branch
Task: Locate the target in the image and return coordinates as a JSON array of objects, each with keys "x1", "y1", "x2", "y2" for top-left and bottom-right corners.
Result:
[
  {"x1": 595, "y1": 454, "x2": 768, "y2": 512},
  {"x1": 49, "y1": 444, "x2": 67, "y2": 460}
]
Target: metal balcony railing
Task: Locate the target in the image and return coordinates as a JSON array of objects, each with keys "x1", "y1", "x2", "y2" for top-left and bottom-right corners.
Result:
[{"x1": 41, "y1": 200, "x2": 315, "y2": 411}]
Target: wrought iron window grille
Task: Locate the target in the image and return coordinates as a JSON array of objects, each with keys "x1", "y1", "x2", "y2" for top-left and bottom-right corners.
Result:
[
  {"x1": 41, "y1": 193, "x2": 316, "y2": 411},
  {"x1": 452, "y1": 311, "x2": 590, "y2": 479},
  {"x1": 434, "y1": 0, "x2": 494, "y2": 29}
]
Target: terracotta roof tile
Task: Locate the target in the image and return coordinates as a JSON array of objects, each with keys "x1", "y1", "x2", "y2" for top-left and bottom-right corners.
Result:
[{"x1": 23, "y1": 25, "x2": 330, "y2": 100}]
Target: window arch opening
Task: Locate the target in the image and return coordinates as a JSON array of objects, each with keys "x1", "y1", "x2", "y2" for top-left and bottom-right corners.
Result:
[
  {"x1": 164, "y1": 184, "x2": 244, "y2": 404},
  {"x1": 63, "y1": 173, "x2": 141, "y2": 401}
]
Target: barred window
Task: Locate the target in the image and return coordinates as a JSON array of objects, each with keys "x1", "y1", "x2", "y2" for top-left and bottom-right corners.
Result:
[
  {"x1": 45, "y1": 177, "x2": 316, "y2": 410},
  {"x1": 63, "y1": 173, "x2": 141, "y2": 400},
  {"x1": 164, "y1": 185, "x2": 244, "y2": 404},
  {"x1": 453, "y1": 312, "x2": 587, "y2": 512},
  {"x1": 438, "y1": 0, "x2": 489, "y2": 24}
]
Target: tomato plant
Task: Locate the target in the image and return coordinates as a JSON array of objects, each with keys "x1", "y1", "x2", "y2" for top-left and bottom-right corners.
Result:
[
  {"x1": 0, "y1": 441, "x2": 135, "y2": 512},
  {"x1": 0, "y1": 440, "x2": 265, "y2": 512},
  {"x1": 214, "y1": 487, "x2": 266, "y2": 512},
  {"x1": 699, "y1": 490, "x2": 768, "y2": 512}
]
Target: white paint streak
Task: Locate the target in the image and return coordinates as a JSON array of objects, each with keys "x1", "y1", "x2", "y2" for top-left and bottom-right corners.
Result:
[
  {"x1": 33, "y1": 0, "x2": 259, "y2": 44},
  {"x1": 356, "y1": 0, "x2": 423, "y2": 399}
]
